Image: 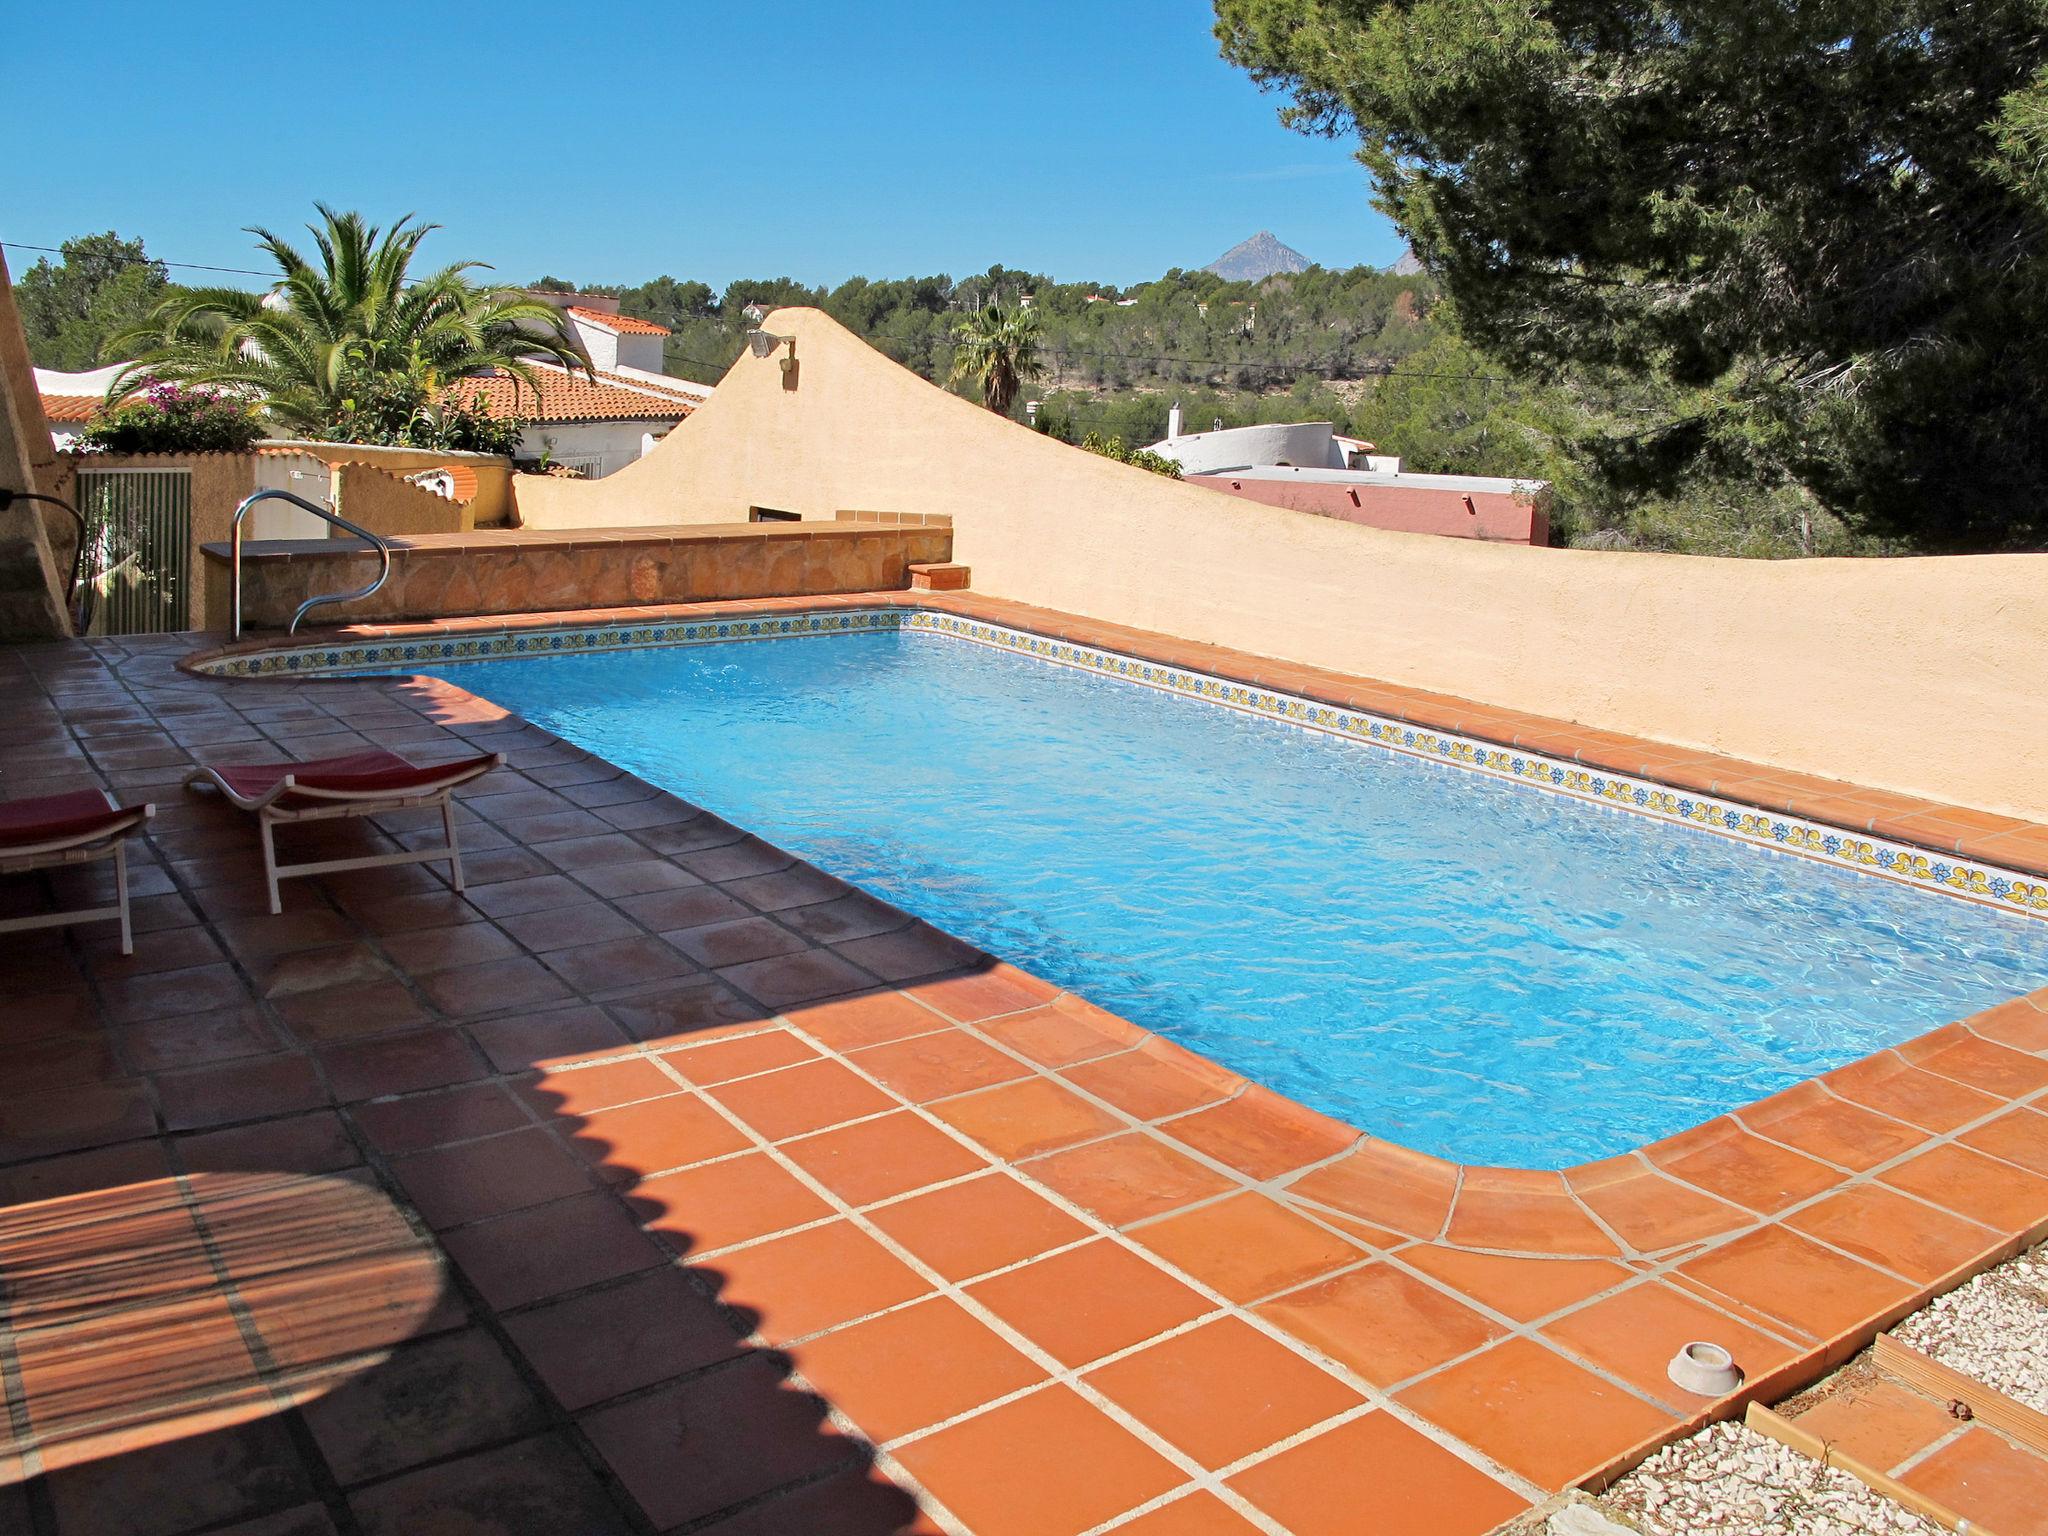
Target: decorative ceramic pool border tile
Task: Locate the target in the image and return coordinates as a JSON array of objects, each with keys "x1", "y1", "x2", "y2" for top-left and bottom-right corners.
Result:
[{"x1": 191, "y1": 607, "x2": 2048, "y2": 921}]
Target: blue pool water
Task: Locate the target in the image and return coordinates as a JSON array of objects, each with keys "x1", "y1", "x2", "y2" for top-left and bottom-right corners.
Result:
[{"x1": 408, "y1": 630, "x2": 2048, "y2": 1166}]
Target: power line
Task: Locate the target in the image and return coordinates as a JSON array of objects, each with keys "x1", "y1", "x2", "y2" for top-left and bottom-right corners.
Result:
[{"x1": 1, "y1": 240, "x2": 278, "y2": 280}]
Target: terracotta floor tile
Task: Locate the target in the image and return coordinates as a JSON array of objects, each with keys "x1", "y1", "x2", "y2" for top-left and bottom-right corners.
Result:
[
  {"x1": 1675, "y1": 1224, "x2": 1905, "y2": 1341},
  {"x1": 1967, "y1": 995, "x2": 2048, "y2": 1053},
  {"x1": 786, "y1": 988, "x2": 951, "y2": 1050},
  {"x1": 1824, "y1": 1053, "x2": 2005, "y2": 1132},
  {"x1": 375, "y1": 920, "x2": 522, "y2": 974},
  {"x1": 1445, "y1": 1181, "x2": 1622, "y2": 1257},
  {"x1": 633, "y1": 1150, "x2": 835, "y2": 1255},
  {"x1": 781, "y1": 1110, "x2": 987, "y2": 1207},
  {"x1": 850, "y1": 1027, "x2": 1032, "y2": 1102},
  {"x1": 1880, "y1": 1141, "x2": 2048, "y2": 1236},
  {"x1": 1542, "y1": 1280, "x2": 1800, "y2": 1410},
  {"x1": 1087, "y1": 1315, "x2": 1364, "y2": 1469},
  {"x1": 605, "y1": 975, "x2": 768, "y2": 1046},
  {"x1": 353, "y1": 1081, "x2": 528, "y2": 1155},
  {"x1": 299, "y1": 1327, "x2": 544, "y2": 1484},
  {"x1": 659, "y1": 1027, "x2": 817, "y2": 1085},
  {"x1": 901, "y1": 963, "x2": 1061, "y2": 1024},
  {"x1": 1287, "y1": 1139, "x2": 1459, "y2": 1239},
  {"x1": 179, "y1": 1109, "x2": 360, "y2": 1179},
  {"x1": 1785, "y1": 1183, "x2": 2003, "y2": 1283},
  {"x1": 613, "y1": 883, "x2": 750, "y2": 933},
  {"x1": 792, "y1": 1294, "x2": 1046, "y2": 1444},
  {"x1": 463, "y1": 873, "x2": 592, "y2": 918},
  {"x1": 1229, "y1": 1411, "x2": 1529, "y2": 1536},
  {"x1": 669, "y1": 915, "x2": 811, "y2": 968},
  {"x1": 112, "y1": 1008, "x2": 278, "y2": 1077},
  {"x1": 0, "y1": 1078, "x2": 155, "y2": 1162},
  {"x1": 154, "y1": 1055, "x2": 328, "y2": 1132},
  {"x1": 390, "y1": 1126, "x2": 594, "y2": 1229},
  {"x1": 777, "y1": 889, "x2": 916, "y2": 945},
  {"x1": 719, "y1": 862, "x2": 852, "y2": 913},
  {"x1": 272, "y1": 978, "x2": 430, "y2": 1043},
  {"x1": 99, "y1": 961, "x2": 252, "y2": 1025},
  {"x1": 689, "y1": 1466, "x2": 941, "y2": 1535},
  {"x1": 497, "y1": 901, "x2": 645, "y2": 953},
  {"x1": 1741, "y1": 1088, "x2": 1933, "y2": 1172},
  {"x1": 569, "y1": 1092, "x2": 752, "y2": 1181},
  {"x1": 1061, "y1": 1039, "x2": 1241, "y2": 1121},
  {"x1": 1024, "y1": 1132, "x2": 1237, "y2": 1227},
  {"x1": 1398, "y1": 1334, "x2": 1677, "y2": 1489},
  {"x1": 1164, "y1": 1085, "x2": 1356, "y2": 1181},
  {"x1": 1564, "y1": 1161, "x2": 1752, "y2": 1253},
  {"x1": 319, "y1": 1028, "x2": 486, "y2": 1102},
  {"x1": 1791, "y1": 1376, "x2": 1961, "y2": 1471},
  {"x1": 968, "y1": 1239, "x2": 1212, "y2": 1368},
  {"x1": 1903, "y1": 1029, "x2": 2048, "y2": 1099},
  {"x1": 418, "y1": 956, "x2": 574, "y2": 1018},
  {"x1": 1961, "y1": 1107, "x2": 2048, "y2": 1178},
  {"x1": 502, "y1": 1266, "x2": 744, "y2": 1412},
  {"x1": 707, "y1": 1057, "x2": 897, "y2": 1141},
  {"x1": 517, "y1": 1056, "x2": 675, "y2": 1118},
  {"x1": 930, "y1": 1076, "x2": 1125, "y2": 1161},
  {"x1": 349, "y1": 1433, "x2": 633, "y2": 1536},
  {"x1": 711, "y1": 1219, "x2": 931, "y2": 1342},
  {"x1": 1900, "y1": 1427, "x2": 2048, "y2": 1534},
  {"x1": 833, "y1": 921, "x2": 984, "y2": 983},
  {"x1": 543, "y1": 935, "x2": 695, "y2": 995},
  {"x1": 718, "y1": 948, "x2": 875, "y2": 1009},
  {"x1": 1648, "y1": 1122, "x2": 1843, "y2": 1214},
  {"x1": 868, "y1": 1172, "x2": 1092, "y2": 1282},
  {"x1": 465, "y1": 1004, "x2": 632, "y2": 1072},
  {"x1": 39, "y1": 1410, "x2": 311, "y2": 1536},
  {"x1": 1400, "y1": 1246, "x2": 1632, "y2": 1323},
  {"x1": 441, "y1": 1190, "x2": 663, "y2": 1311},
  {"x1": 978, "y1": 995, "x2": 1144, "y2": 1068},
  {"x1": 1132, "y1": 1192, "x2": 1364, "y2": 1304},
  {"x1": 1257, "y1": 1260, "x2": 1504, "y2": 1386},
  {"x1": 889, "y1": 1385, "x2": 1183, "y2": 1536}
]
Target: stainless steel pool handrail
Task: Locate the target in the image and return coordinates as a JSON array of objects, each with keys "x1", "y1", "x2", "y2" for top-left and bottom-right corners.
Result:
[{"x1": 229, "y1": 490, "x2": 394, "y2": 639}]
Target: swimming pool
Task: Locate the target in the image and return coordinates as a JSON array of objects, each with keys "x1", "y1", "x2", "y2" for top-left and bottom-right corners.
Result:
[{"x1": 402, "y1": 625, "x2": 2048, "y2": 1166}]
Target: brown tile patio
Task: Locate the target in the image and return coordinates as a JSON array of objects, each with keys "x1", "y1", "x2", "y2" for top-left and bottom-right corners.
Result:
[{"x1": 1, "y1": 596, "x2": 2047, "y2": 1534}]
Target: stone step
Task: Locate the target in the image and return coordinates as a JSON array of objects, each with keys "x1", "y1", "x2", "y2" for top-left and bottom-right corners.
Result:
[{"x1": 908, "y1": 562, "x2": 971, "y2": 591}]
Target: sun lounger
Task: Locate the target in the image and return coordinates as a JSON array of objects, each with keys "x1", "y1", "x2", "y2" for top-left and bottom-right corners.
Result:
[
  {"x1": 0, "y1": 790, "x2": 156, "y2": 954},
  {"x1": 185, "y1": 749, "x2": 502, "y2": 914}
]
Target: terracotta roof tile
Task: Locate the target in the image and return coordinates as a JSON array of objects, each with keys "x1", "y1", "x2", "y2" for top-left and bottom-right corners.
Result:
[
  {"x1": 449, "y1": 369, "x2": 697, "y2": 426},
  {"x1": 567, "y1": 305, "x2": 670, "y2": 337},
  {"x1": 40, "y1": 394, "x2": 102, "y2": 424}
]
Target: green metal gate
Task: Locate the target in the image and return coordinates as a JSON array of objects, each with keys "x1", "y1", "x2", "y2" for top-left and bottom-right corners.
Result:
[{"x1": 74, "y1": 468, "x2": 192, "y2": 635}]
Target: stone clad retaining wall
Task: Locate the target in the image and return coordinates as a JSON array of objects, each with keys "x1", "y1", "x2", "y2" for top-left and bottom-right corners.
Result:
[{"x1": 201, "y1": 520, "x2": 952, "y2": 631}]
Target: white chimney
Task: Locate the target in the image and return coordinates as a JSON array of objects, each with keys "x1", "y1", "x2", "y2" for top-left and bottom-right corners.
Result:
[{"x1": 1167, "y1": 402, "x2": 1183, "y2": 441}]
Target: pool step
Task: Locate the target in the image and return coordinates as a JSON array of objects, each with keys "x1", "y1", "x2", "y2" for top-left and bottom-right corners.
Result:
[{"x1": 909, "y1": 562, "x2": 972, "y2": 592}]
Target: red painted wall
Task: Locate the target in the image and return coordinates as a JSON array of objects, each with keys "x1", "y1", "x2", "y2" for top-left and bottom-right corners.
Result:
[{"x1": 1187, "y1": 474, "x2": 1549, "y2": 546}]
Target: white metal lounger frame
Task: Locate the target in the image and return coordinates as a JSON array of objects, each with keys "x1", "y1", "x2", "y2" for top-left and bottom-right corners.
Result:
[
  {"x1": 0, "y1": 802, "x2": 155, "y2": 954},
  {"x1": 186, "y1": 756, "x2": 504, "y2": 914}
]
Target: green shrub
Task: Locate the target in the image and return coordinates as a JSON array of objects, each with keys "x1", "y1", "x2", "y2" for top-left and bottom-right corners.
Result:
[
  {"x1": 321, "y1": 372, "x2": 524, "y2": 456},
  {"x1": 74, "y1": 381, "x2": 264, "y2": 454},
  {"x1": 1077, "y1": 430, "x2": 1183, "y2": 478}
]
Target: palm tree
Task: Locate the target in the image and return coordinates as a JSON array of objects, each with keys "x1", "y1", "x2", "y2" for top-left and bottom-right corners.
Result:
[
  {"x1": 109, "y1": 205, "x2": 588, "y2": 436},
  {"x1": 946, "y1": 300, "x2": 1043, "y2": 416}
]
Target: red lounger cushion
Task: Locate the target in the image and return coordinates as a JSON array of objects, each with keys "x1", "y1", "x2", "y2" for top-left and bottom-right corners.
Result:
[
  {"x1": 211, "y1": 750, "x2": 495, "y2": 802},
  {"x1": 0, "y1": 789, "x2": 127, "y2": 849}
]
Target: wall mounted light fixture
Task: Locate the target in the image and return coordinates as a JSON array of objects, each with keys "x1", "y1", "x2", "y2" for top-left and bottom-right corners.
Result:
[{"x1": 746, "y1": 329, "x2": 798, "y2": 372}]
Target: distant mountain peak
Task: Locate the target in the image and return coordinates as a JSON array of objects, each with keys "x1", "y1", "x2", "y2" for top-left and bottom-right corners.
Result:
[
  {"x1": 1203, "y1": 231, "x2": 1311, "y2": 281},
  {"x1": 1389, "y1": 246, "x2": 1424, "y2": 276}
]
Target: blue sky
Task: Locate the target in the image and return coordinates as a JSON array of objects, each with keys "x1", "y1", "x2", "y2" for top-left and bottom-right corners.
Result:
[{"x1": 1, "y1": 0, "x2": 1403, "y2": 293}]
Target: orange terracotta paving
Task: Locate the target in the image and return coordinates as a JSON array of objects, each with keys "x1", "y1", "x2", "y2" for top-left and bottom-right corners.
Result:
[{"x1": 6, "y1": 608, "x2": 2048, "y2": 1535}]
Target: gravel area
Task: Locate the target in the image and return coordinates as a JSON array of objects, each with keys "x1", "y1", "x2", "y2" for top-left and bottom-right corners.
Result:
[
  {"x1": 1892, "y1": 1242, "x2": 2048, "y2": 1411},
  {"x1": 1582, "y1": 1421, "x2": 1943, "y2": 1536}
]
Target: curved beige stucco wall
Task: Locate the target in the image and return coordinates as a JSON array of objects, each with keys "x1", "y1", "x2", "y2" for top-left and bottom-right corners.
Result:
[{"x1": 512, "y1": 309, "x2": 2048, "y2": 821}]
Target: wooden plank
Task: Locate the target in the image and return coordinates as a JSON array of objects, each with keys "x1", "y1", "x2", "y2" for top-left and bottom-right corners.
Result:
[
  {"x1": 1743, "y1": 1401, "x2": 1994, "y2": 1536},
  {"x1": 1876, "y1": 1333, "x2": 2048, "y2": 1458}
]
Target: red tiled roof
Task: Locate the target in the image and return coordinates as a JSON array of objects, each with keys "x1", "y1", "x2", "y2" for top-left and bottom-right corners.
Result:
[
  {"x1": 566, "y1": 305, "x2": 670, "y2": 336},
  {"x1": 40, "y1": 393, "x2": 102, "y2": 424},
  {"x1": 449, "y1": 369, "x2": 697, "y2": 425}
]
